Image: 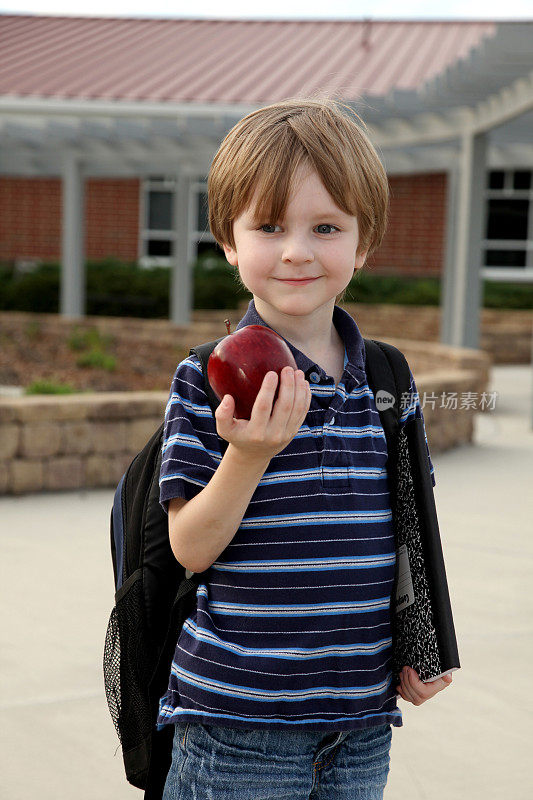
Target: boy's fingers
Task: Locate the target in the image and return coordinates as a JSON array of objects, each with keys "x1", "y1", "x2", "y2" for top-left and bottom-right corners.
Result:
[
  {"x1": 399, "y1": 671, "x2": 416, "y2": 704},
  {"x1": 298, "y1": 373, "x2": 312, "y2": 414},
  {"x1": 405, "y1": 667, "x2": 425, "y2": 700},
  {"x1": 285, "y1": 371, "x2": 311, "y2": 432},
  {"x1": 275, "y1": 368, "x2": 310, "y2": 439},
  {"x1": 269, "y1": 367, "x2": 296, "y2": 427},
  {"x1": 215, "y1": 394, "x2": 234, "y2": 417},
  {"x1": 249, "y1": 371, "x2": 278, "y2": 427},
  {"x1": 404, "y1": 666, "x2": 449, "y2": 704},
  {"x1": 408, "y1": 666, "x2": 439, "y2": 698},
  {"x1": 214, "y1": 394, "x2": 236, "y2": 435},
  {"x1": 429, "y1": 674, "x2": 452, "y2": 694},
  {"x1": 397, "y1": 667, "x2": 453, "y2": 705}
]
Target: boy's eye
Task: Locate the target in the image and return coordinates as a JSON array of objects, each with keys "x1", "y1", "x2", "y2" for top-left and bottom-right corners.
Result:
[
  {"x1": 315, "y1": 224, "x2": 339, "y2": 234},
  {"x1": 259, "y1": 223, "x2": 339, "y2": 234}
]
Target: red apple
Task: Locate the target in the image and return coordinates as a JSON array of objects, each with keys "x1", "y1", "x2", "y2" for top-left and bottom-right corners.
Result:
[{"x1": 207, "y1": 322, "x2": 297, "y2": 419}]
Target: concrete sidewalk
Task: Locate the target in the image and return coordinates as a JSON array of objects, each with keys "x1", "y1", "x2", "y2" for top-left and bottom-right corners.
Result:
[{"x1": 1, "y1": 364, "x2": 532, "y2": 800}]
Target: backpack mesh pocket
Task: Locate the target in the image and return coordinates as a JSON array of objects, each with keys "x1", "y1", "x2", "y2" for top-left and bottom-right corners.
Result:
[{"x1": 103, "y1": 569, "x2": 153, "y2": 754}]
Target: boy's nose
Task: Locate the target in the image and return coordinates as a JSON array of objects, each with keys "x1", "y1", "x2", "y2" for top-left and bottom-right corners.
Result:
[{"x1": 281, "y1": 236, "x2": 314, "y2": 264}]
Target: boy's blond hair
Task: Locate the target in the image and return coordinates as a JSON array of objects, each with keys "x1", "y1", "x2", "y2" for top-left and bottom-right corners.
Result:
[{"x1": 208, "y1": 97, "x2": 389, "y2": 258}]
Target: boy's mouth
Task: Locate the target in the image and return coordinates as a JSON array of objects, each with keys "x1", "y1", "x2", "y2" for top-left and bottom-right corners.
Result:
[{"x1": 275, "y1": 277, "x2": 319, "y2": 286}]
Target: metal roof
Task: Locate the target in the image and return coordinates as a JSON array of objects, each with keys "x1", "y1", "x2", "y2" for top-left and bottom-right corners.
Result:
[
  {"x1": 1, "y1": 16, "x2": 532, "y2": 328},
  {"x1": 0, "y1": 16, "x2": 532, "y2": 179},
  {"x1": 0, "y1": 15, "x2": 497, "y2": 104}
]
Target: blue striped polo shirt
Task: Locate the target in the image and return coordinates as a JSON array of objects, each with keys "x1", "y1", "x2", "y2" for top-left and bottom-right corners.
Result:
[{"x1": 157, "y1": 299, "x2": 435, "y2": 732}]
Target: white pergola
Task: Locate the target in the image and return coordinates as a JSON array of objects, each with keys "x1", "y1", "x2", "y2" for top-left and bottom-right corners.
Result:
[{"x1": 1, "y1": 22, "x2": 532, "y2": 351}]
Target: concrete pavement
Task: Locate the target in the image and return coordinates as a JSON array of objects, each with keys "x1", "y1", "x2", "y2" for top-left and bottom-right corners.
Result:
[{"x1": 1, "y1": 364, "x2": 532, "y2": 800}]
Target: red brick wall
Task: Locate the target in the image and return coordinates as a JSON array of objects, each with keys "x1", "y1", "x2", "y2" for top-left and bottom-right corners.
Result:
[
  {"x1": 370, "y1": 173, "x2": 447, "y2": 276},
  {"x1": 0, "y1": 177, "x2": 140, "y2": 262},
  {"x1": 85, "y1": 178, "x2": 140, "y2": 261},
  {"x1": 0, "y1": 177, "x2": 62, "y2": 260},
  {"x1": 0, "y1": 173, "x2": 447, "y2": 275}
]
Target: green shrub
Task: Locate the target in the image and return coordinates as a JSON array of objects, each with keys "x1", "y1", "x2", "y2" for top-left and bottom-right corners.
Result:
[
  {"x1": 67, "y1": 323, "x2": 117, "y2": 371},
  {"x1": 76, "y1": 348, "x2": 117, "y2": 371},
  {"x1": 68, "y1": 326, "x2": 114, "y2": 352},
  {"x1": 483, "y1": 280, "x2": 533, "y2": 309},
  {"x1": 0, "y1": 262, "x2": 60, "y2": 313},
  {"x1": 86, "y1": 258, "x2": 171, "y2": 317},
  {"x1": 193, "y1": 253, "x2": 249, "y2": 309},
  {"x1": 25, "y1": 379, "x2": 77, "y2": 395},
  {"x1": 1, "y1": 258, "x2": 532, "y2": 313},
  {"x1": 345, "y1": 272, "x2": 442, "y2": 305},
  {"x1": 25, "y1": 320, "x2": 42, "y2": 340}
]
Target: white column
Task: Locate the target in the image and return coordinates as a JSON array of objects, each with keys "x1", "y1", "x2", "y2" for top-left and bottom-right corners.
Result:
[
  {"x1": 449, "y1": 130, "x2": 487, "y2": 350},
  {"x1": 531, "y1": 328, "x2": 533, "y2": 430},
  {"x1": 171, "y1": 173, "x2": 193, "y2": 325},
  {"x1": 60, "y1": 153, "x2": 85, "y2": 318},
  {"x1": 440, "y1": 167, "x2": 459, "y2": 345}
]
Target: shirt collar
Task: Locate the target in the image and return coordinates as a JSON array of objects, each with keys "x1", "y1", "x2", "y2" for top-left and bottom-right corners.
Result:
[{"x1": 235, "y1": 299, "x2": 366, "y2": 385}]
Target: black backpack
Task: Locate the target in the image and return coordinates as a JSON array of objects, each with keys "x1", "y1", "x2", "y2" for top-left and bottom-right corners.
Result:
[{"x1": 103, "y1": 336, "x2": 411, "y2": 798}]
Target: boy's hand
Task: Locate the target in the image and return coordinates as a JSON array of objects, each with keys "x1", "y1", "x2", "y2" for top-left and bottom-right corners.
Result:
[
  {"x1": 215, "y1": 367, "x2": 311, "y2": 463},
  {"x1": 396, "y1": 666, "x2": 453, "y2": 705}
]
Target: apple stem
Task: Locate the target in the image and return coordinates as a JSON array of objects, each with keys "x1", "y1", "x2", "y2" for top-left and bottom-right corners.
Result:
[{"x1": 224, "y1": 318, "x2": 231, "y2": 335}]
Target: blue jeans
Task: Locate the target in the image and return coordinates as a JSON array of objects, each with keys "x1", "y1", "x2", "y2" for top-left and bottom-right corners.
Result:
[{"x1": 162, "y1": 721, "x2": 392, "y2": 799}]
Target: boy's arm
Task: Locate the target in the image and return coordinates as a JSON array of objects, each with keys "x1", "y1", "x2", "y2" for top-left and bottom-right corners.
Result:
[
  {"x1": 168, "y1": 446, "x2": 270, "y2": 573},
  {"x1": 168, "y1": 367, "x2": 311, "y2": 574}
]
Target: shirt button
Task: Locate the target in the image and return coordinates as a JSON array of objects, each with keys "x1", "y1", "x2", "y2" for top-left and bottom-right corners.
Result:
[{"x1": 309, "y1": 371, "x2": 320, "y2": 383}]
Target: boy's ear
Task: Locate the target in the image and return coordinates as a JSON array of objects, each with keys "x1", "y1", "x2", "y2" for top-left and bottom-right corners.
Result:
[
  {"x1": 222, "y1": 243, "x2": 238, "y2": 267},
  {"x1": 354, "y1": 249, "x2": 368, "y2": 271}
]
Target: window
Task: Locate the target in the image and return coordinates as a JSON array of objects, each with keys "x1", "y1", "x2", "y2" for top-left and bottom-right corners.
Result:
[
  {"x1": 196, "y1": 189, "x2": 209, "y2": 233},
  {"x1": 192, "y1": 179, "x2": 220, "y2": 260},
  {"x1": 148, "y1": 190, "x2": 173, "y2": 231},
  {"x1": 140, "y1": 177, "x2": 176, "y2": 264},
  {"x1": 484, "y1": 170, "x2": 533, "y2": 275},
  {"x1": 140, "y1": 176, "x2": 220, "y2": 267}
]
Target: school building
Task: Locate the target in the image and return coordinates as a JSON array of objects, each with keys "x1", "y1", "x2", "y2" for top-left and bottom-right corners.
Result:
[{"x1": 1, "y1": 14, "x2": 532, "y2": 349}]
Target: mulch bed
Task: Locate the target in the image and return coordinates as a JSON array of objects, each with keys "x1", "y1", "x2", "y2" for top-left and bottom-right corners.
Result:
[{"x1": 0, "y1": 323, "x2": 188, "y2": 393}]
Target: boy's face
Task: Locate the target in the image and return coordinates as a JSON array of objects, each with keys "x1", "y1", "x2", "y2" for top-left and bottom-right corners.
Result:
[{"x1": 222, "y1": 165, "x2": 367, "y2": 326}]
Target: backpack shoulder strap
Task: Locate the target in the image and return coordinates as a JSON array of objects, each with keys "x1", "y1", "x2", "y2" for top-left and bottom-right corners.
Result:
[
  {"x1": 363, "y1": 338, "x2": 412, "y2": 429},
  {"x1": 363, "y1": 338, "x2": 413, "y2": 497},
  {"x1": 189, "y1": 337, "x2": 225, "y2": 411},
  {"x1": 190, "y1": 337, "x2": 228, "y2": 456}
]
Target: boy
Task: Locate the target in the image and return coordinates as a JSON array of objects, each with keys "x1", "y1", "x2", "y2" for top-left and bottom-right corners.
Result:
[{"x1": 157, "y1": 98, "x2": 452, "y2": 799}]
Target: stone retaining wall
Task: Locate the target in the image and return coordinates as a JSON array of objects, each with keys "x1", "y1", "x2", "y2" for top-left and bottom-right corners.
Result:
[
  {"x1": 0, "y1": 392, "x2": 164, "y2": 495},
  {"x1": 0, "y1": 338, "x2": 491, "y2": 495},
  {"x1": 1, "y1": 304, "x2": 532, "y2": 372},
  {"x1": 341, "y1": 304, "x2": 532, "y2": 365}
]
